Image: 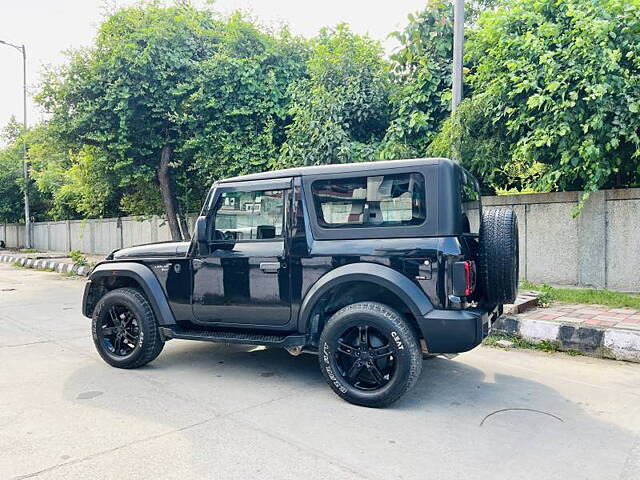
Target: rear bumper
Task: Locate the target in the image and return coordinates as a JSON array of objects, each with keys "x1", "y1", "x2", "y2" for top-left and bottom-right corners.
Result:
[{"x1": 417, "y1": 306, "x2": 501, "y2": 354}]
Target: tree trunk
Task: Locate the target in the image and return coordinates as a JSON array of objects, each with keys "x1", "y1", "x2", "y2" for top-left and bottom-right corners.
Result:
[
  {"x1": 157, "y1": 145, "x2": 183, "y2": 241},
  {"x1": 179, "y1": 215, "x2": 191, "y2": 240}
]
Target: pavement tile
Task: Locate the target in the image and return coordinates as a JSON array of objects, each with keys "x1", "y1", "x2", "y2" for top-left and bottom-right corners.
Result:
[
  {"x1": 576, "y1": 309, "x2": 607, "y2": 315},
  {"x1": 599, "y1": 312, "x2": 628, "y2": 318},
  {"x1": 584, "y1": 319, "x2": 604, "y2": 325},
  {"x1": 556, "y1": 316, "x2": 583, "y2": 324},
  {"x1": 616, "y1": 323, "x2": 640, "y2": 331},
  {"x1": 556, "y1": 306, "x2": 580, "y2": 312},
  {"x1": 594, "y1": 315, "x2": 624, "y2": 322},
  {"x1": 596, "y1": 321, "x2": 618, "y2": 327},
  {"x1": 608, "y1": 308, "x2": 638, "y2": 315}
]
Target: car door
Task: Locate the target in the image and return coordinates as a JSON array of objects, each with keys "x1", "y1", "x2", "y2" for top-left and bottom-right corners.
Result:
[{"x1": 192, "y1": 179, "x2": 291, "y2": 327}]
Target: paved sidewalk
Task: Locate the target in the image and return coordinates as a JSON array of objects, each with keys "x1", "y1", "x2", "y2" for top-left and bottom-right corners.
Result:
[
  {"x1": 520, "y1": 304, "x2": 640, "y2": 331},
  {"x1": 495, "y1": 302, "x2": 640, "y2": 363}
]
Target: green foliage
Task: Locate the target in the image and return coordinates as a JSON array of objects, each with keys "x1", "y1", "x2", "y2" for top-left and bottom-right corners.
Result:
[
  {"x1": 427, "y1": 94, "x2": 535, "y2": 193},
  {"x1": 35, "y1": 6, "x2": 309, "y2": 220},
  {"x1": 381, "y1": 1, "x2": 454, "y2": 158},
  {"x1": 182, "y1": 15, "x2": 309, "y2": 187},
  {"x1": 381, "y1": 0, "x2": 498, "y2": 160},
  {"x1": 279, "y1": 24, "x2": 392, "y2": 166},
  {"x1": 463, "y1": 0, "x2": 640, "y2": 202},
  {"x1": 521, "y1": 280, "x2": 640, "y2": 310},
  {"x1": 68, "y1": 249, "x2": 88, "y2": 267},
  {"x1": 0, "y1": 118, "x2": 53, "y2": 222},
  {"x1": 0, "y1": 118, "x2": 26, "y2": 222},
  {"x1": 37, "y1": 4, "x2": 223, "y2": 221},
  {"x1": 536, "y1": 284, "x2": 557, "y2": 308}
]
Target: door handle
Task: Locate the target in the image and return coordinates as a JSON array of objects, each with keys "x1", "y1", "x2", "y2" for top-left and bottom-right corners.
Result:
[{"x1": 259, "y1": 262, "x2": 280, "y2": 274}]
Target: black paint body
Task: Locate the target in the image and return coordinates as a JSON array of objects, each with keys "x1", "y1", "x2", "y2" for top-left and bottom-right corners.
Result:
[{"x1": 84, "y1": 158, "x2": 497, "y2": 354}]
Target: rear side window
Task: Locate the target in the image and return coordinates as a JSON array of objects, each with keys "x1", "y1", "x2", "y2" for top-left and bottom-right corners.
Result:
[
  {"x1": 459, "y1": 169, "x2": 481, "y2": 235},
  {"x1": 311, "y1": 173, "x2": 426, "y2": 229}
]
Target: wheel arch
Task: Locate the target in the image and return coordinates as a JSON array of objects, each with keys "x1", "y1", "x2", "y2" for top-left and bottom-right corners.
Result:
[
  {"x1": 83, "y1": 262, "x2": 176, "y2": 325},
  {"x1": 298, "y1": 262, "x2": 434, "y2": 340}
]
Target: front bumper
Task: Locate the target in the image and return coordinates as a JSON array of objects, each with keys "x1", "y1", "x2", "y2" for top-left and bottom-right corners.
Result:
[{"x1": 417, "y1": 306, "x2": 501, "y2": 354}]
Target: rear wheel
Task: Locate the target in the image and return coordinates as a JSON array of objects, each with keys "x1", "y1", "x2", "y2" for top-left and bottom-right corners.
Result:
[
  {"x1": 479, "y1": 208, "x2": 519, "y2": 304},
  {"x1": 92, "y1": 287, "x2": 164, "y2": 369},
  {"x1": 319, "y1": 302, "x2": 422, "y2": 408}
]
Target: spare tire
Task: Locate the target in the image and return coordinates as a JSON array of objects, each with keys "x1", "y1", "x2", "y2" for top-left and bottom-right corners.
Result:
[{"x1": 478, "y1": 208, "x2": 519, "y2": 304}]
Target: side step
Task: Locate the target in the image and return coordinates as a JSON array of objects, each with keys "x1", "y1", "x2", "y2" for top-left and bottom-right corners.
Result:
[{"x1": 159, "y1": 326, "x2": 308, "y2": 348}]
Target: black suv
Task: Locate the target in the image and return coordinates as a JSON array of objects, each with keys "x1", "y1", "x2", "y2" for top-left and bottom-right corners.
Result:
[{"x1": 83, "y1": 158, "x2": 519, "y2": 407}]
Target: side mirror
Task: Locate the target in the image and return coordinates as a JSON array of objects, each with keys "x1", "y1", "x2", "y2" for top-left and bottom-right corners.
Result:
[{"x1": 194, "y1": 216, "x2": 208, "y2": 254}]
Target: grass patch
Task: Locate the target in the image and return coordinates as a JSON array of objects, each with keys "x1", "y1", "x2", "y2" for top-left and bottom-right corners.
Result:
[
  {"x1": 483, "y1": 333, "x2": 567, "y2": 355},
  {"x1": 520, "y1": 280, "x2": 640, "y2": 310},
  {"x1": 11, "y1": 261, "x2": 25, "y2": 268},
  {"x1": 19, "y1": 248, "x2": 39, "y2": 253},
  {"x1": 61, "y1": 271, "x2": 80, "y2": 278}
]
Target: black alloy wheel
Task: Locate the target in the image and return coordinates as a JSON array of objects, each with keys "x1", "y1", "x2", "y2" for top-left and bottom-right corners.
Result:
[
  {"x1": 335, "y1": 325, "x2": 395, "y2": 391},
  {"x1": 98, "y1": 304, "x2": 141, "y2": 358}
]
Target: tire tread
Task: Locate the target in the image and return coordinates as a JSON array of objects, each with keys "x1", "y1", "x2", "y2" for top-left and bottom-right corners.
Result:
[
  {"x1": 321, "y1": 302, "x2": 422, "y2": 408},
  {"x1": 92, "y1": 287, "x2": 164, "y2": 369}
]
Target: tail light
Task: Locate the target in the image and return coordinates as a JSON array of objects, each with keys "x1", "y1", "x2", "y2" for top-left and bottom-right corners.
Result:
[{"x1": 453, "y1": 260, "x2": 475, "y2": 298}]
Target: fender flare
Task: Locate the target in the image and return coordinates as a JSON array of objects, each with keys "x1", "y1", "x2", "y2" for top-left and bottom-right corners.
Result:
[
  {"x1": 297, "y1": 262, "x2": 434, "y2": 332},
  {"x1": 84, "y1": 262, "x2": 176, "y2": 325}
]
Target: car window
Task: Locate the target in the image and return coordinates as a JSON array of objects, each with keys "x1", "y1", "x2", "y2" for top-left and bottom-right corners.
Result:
[
  {"x1": 459, "y1": 169, "x2": 480, "y2": 235},
  {"x1": 212, "y1": 189, "x2": 284, "y2": 241},
  {"x1": 311, "y1": 173, "x2": 425, "y2": 228}
]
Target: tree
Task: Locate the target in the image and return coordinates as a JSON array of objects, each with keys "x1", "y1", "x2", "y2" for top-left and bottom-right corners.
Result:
[
  {"x1": 36, "y1": 6, "x2": 309, "y2": 234},
  {"x1": 381, "y1": 0, "x2": 497, "y2": 159},
  {"x1": 279, "y1": 24, "x2": 392, "y2": 166},
  {"x1": 381, "y1": 1, "x2": 454, "y2": 159},
  {"x1": 180, "y1": 15, "x2": 309, "y2": 190},
  {"x1": 461, "y1": 0, "x2": 640, "y2": 202},
  {"x1": 0, "y1": 118, "x2": 53, "y2": 222},
  {"x1": 37, "y1": 5, "x2": 225, "y2": 239},
  {"x1": 0, "y1": 118, "x2": 26, "y2": 222}
]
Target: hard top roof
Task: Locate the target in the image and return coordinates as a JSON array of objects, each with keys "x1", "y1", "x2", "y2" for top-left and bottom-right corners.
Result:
[{"x1": 216, "y1": 157, "x2": 454, "y2": 184}]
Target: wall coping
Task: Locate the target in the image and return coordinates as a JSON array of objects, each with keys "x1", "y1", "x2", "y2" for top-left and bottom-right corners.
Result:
[{"x1": 482, "y1": 187, "x2": 640, "y2": 206}]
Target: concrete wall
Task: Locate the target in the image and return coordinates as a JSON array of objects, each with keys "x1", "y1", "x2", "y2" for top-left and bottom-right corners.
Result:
[
  {"x1": 1, "y1": 215, "x2": 194, "y2": 256},
  {"x1": 1, "y1": 188, "x2": 639, "y2": 292},
  {"x1": 480, "y1": 188, "x2": 640, "y2": 292}
]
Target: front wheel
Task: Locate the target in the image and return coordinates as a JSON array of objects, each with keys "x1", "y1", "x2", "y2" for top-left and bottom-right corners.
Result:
[
  {"x1": 319, "y1": 302, "x2": 422, "y2": 408},
  {"x1": 91, "y1": 287, "x2": 164, "y2": 369}
]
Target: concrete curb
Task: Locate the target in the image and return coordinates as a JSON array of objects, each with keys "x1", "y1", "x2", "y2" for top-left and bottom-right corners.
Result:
[
  {"x1": 494, "y1": 315, "x2": 640, "y2": 363},
  {"x1": 503, "y1": 290, "x2": 540, "y2": 315},
  {"x1": 0, "y1": 254, "x2": 91, "y2": 276}
]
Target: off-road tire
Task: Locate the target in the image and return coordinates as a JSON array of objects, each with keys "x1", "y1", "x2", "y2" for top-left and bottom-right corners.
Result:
[
  {"x1": 479, "y1": 208, "x2": 519, "y2": 304},
  {"x1": 319, "y1": 302, "x2": 422, "y2": 408},
  {"x1": 92, "y1": 287, "x2": 164, "y2": 369}
]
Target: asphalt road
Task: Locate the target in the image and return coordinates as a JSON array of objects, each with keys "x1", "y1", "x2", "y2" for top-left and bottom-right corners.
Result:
[{"x1": 1, "y1": 263, "x2": 639, "y2": 480}]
